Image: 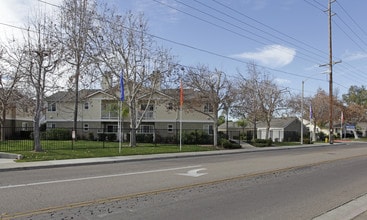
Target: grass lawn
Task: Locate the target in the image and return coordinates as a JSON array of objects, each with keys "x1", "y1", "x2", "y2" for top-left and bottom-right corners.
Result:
[{"x1": 7, "y1": 141, "x2": 217, "y2": 162}]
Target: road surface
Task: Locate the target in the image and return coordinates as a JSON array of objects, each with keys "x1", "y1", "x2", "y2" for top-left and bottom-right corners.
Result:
[{"x1": 1, "y1": 143, "x2": 367, "y2": 219}]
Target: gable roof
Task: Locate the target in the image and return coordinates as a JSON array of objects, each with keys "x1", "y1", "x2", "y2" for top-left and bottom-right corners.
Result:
[
  {"x1": 46, "y1": 89, "x2": 100, "y2": 102},
  {"x1": 257, "y1": 117, "x2": 299, "y2": 129}
]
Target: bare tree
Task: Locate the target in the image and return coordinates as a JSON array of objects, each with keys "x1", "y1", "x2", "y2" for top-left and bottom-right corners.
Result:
[
  {"x1": 21, "y1": 12, "x2": 61, "y2": 152},
  {"x1": 90, "y1": 10, "x2": 175, "y2": 147},
  {"x1": 233, "y1": 62, "x2": 287, "y2": 140},
  {"x1": 184, "y1": 65, "x2": 230, "y2": 147},
  {"x1": 258, "y1": 75, "x2": 288, "y2": 139},
  {"x1": 232, "y1": 63, "x2": 265, "y2": 140},
  {"x1": 0, "y1": 42, "x2": 25, "y2": 141},
  {"x1": 58, "y1": 0, "x2": 97, "y2": 139}
]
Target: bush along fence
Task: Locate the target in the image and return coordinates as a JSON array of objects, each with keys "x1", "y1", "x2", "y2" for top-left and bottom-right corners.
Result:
[
  {"x1": 0, "y1": 127, "x2": 304, "y2": 152},
  {"x1": 0, "y1": 127, "x2": 227, "y2": 152}
]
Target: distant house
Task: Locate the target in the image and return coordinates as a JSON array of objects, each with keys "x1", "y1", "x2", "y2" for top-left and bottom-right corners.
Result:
[
  {"x1": 218, "y1": 121, "x2": 252, "y2": 139},
  {"x1": 256, "y1": 117, "x2": 306, "y2": 142},
  {"x1": 218, "y1": 121, "x2": 242, "y2": 139},
  {"x1": 356, "y1": 122, "x2": 367, "y2": 137}
]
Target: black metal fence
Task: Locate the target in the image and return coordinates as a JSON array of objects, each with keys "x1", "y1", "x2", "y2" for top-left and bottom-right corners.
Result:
[
  {"x1": 0, "y1": 127, "x2": 302, "y2": 152},
  {"x1": 0, "y1": 127, "x2": 226, "y2": 152}
]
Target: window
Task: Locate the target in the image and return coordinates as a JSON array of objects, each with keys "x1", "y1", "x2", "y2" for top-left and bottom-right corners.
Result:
[
  {"x1": 140, "y1": 125, "x2": 154, "y2": 134},
  {"x1": 167, "y1": 102, "x2": 173, "y2": 110},
  {"x1": 204, "y1": 103, "x2": 213, "y2": 113},
  {"x1": 21, "y1": 122, "x2": 29, "y2": 131},
  {"x1": 84, "y1": 102, "x2": 89, "y2": 110},
  {"x1": 48, "y1": 103, "x2": 56, "y2": 112},
  {"x1": 47, "y1": 123, "x2": 56, "y2": 129},
  {"x1": 141, "y1": 104, "x2": 154, "y2": 111},
  {"x1": 203, "y1": 124, "x2": 213, "y2": 135},
  {"x1": 83, "y1": 123, "x2": 89, "y2": 131},
  {"x1": 167, "y1": 124, "x2": 173, "y2": 133},
  {"x1": 107, "y1": 125, "x2": 117, "y2": 133}
]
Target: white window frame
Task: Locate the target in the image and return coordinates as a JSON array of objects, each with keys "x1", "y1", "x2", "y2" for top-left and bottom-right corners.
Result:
[
  {"x1": 204, "y1": 103, "x2": 213, "y2": 113},
  {"x1": 47, "y1": 123, "x2": 56, "y2": 129},
  {"x1": 167, "y1": 102, "x2": 173, "y2": 110},
  {"x1": 48, "y1": 103, "x2": 56, "y2": 112},
  {"x1": 21, "y1": 122, "x2": 29, "y2": 131},
  {"x1": 140, "y1": 125, "x2": 154, "y2": 134},
  {"x1": 83, "y1": 123, "x2": 89, "y2": 131},
  {"x1": 167, "y1": 124, "x2": 173, "y2": 133},
  {"x1": 203, "y1": 124, "x2": 213, "y2": 135}
]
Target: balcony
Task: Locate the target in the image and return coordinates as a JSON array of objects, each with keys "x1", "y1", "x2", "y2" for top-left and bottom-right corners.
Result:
[
  {"x1": 137, "y1": 111, "x2": 155, "y2": 120},
  {"x1": 101, "y1": 111, "x2": 118, "y2": 120}
]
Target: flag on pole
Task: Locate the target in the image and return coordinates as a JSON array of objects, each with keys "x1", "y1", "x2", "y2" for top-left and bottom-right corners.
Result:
[
  {"x1": 309, "y1": 104, "x2": 312, "y2": 121},
  {"x1": 180, "y1": 79, "x2": 183, "y2": 107},
  {"x1": 120, "y1": 70, "x2": 124, "y2": 101},
  {"x1": 341, "y1": 111, "x2": 344, "y2": 123}
]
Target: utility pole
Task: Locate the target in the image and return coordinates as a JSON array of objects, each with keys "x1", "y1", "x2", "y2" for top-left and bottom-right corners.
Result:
[{"x1": 320, "y1": 0, "x2": 341, "y2": 144}]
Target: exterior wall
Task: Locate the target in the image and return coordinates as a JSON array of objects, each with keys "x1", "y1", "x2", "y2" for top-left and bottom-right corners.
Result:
[
  {"x1": 45, "y1": 90, "x2": 215, "y2": 140},
  {"x1": 2, "y1": 103, "x2": 34, "y2": 139},
  {"x1": 257, "y1": 128, "x2": 284, "y2": 142},
  {"x1": 284, "y1": 120, "x2": 302, "y2": 133}
]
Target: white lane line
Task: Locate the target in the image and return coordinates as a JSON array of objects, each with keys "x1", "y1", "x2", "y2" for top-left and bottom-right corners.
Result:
[{"x1": 0, "y1": 165, "x2": 202, "y2": 189}]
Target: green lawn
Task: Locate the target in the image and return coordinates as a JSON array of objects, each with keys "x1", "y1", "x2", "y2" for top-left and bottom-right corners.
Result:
[{"x1": 2, "y1": 141, "x2": 216, "y2": 162}]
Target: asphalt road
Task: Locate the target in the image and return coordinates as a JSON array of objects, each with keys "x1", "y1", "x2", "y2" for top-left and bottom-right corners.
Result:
[{"x1": 2, "y1": 143, "x2": 367, "y2": 219}]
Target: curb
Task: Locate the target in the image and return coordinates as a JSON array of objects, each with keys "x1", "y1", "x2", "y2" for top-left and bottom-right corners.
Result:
[{"x1": 0, "y1": 152, "x2": 22, "y2": 160}]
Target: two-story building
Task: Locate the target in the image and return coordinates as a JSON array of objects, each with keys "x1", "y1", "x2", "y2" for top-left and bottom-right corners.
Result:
[
  {"x1": 1, "y1": 90, "x2": 34, "y2": 139},
  {"x1": 45, "y1": 87, "x2": 215, "y2": 141}
]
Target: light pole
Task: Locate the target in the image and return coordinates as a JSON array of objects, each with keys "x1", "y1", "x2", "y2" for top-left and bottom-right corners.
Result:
[
  {"x1": 301, "y1": 75, "x2": 319, "y2": 144},
  {"x1": 301, "y1": 81, "x2": 305, "y2": 144}
]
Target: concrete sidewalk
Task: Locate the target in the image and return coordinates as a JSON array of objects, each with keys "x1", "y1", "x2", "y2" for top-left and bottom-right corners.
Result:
[{"x1": 0, "y1": 143, "x2": 328, "y2": 172}]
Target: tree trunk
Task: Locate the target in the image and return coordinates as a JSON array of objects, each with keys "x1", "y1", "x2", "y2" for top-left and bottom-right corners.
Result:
[
  {"x1": 253, "y1": 115, "x2": 257, "y2": 141},
  {"x1": 73, "y1": 64, "x2": 80, "y2": 141},
  {"x1": 33, "y1": 91, "x2": 42, "y2": 152},
  {"x1": 129, "y1": 101, "x2": 137, "y2": 147},
  {"x1": 1, "y1": 103, "x2": 6, "y2": 141},
  {"x1": 213, "y1": 120, "x2": 218, "y2": 147}
]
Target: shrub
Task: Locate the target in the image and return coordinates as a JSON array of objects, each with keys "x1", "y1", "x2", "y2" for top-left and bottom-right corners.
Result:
[
  {"x1": 136, "y1": 134, "x2": 153, "y2": 143},
  {"x1": 252, "y1": 138, "x2": 273, "y2": 147},
  {"x1": 107, "y1": 133, "x2": 116, "y2": 142},
  {"x1": 41, "y1": 128, "x2": 71, "y2": 140},
  {"x1": 88, "y1": 132, "x2": 94, "y2": 141},
  {"x1": 182, "y1": 130, "x2": 212, "y2": 145},
  {"x1": 97, "y1": 133, "x2": 107, "y2": 141},
  {"x1": 303, "y1": 138, "x2": 312, "y2": 144},
  {"x1": 220, "y1": 138, "x2": 242, "y2": 149}
]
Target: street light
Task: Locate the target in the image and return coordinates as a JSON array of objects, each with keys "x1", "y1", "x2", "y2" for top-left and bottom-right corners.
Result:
[{"x1": 301, "y1": 74, "x2": 322, "y2": 144}]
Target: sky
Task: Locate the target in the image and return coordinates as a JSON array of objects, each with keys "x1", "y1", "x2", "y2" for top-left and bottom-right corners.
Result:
[{"x1": 1, "y1": 0, "x2": 367, "y2": 98}]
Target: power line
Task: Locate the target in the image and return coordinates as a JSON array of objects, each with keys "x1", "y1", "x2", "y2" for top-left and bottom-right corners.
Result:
[
  {"x1": 11, "y1": 0, "x2": 365, "y2": 93},
  {"x1": 336, "y1": 1, "x2": 367, "y2": 38},
  {"x1": 214, "y1": 0, "x2": 329, "y2": 58},
  {"x1": 190, "y1": 0, "x2": 328, "y2": 65},
  {"x1": 0, "y1": 22, "x2": 34, "y2": 33}
]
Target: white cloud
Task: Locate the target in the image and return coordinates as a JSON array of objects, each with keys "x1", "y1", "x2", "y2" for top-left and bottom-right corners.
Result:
[
  {"x1": 342, "y1": 50, "x2": 367, "y2": 61},
  {"x1": 232, "y1": 45, "x2": 296, "y2": 68},
  {"x1": 132, "y1": 0, "x2": 180, "y2": 23},
  {"x1": 274, "y1": 78, "x2": 291, "y2": 85}
]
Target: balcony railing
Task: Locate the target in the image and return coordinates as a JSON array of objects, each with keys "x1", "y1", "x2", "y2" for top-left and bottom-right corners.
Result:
[
  {"x1": 137, "y1": 111, "x2": 155, "y2": 120},
  {"x1": 101, "y1": 111, "x2": 118, "y2": 119}
]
